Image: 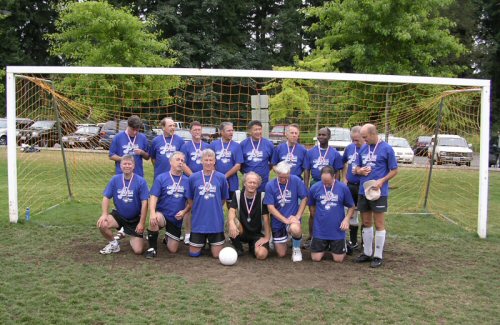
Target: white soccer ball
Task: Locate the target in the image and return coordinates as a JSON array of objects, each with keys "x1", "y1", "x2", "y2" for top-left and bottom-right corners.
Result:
[{"x1": 219, "y1": 247, "x2": 238, "y2": 266}]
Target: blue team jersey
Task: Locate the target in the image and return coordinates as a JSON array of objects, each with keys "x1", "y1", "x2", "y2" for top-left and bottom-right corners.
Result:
[
  {"x1": 186, "y1": 170, "x2": 229, "y2": 233},
  {"x1": 103, "y1": 174, "x2": 149, "y2": 220},
  {"x1": 149, "y1": 172, "x2": 189, "y2": 228},
  {"x1": 210, "y1": 139, "x2": 244, "y2": 191},
  {"x1": 180, "y1": 140, "x2": 210, "y2": 173},
  {"x1": 342, "y1": 143, "x2": 361, "y2": 184},
  {"x1": 356, "y1": 141, "x2": 398, "y2": 196},
  {"x1": 109, "y1": 132, "x2": 149, "y2": 177},
  {"x1": 308, "y1": 181, "x2": 354, "y2": 240},
  {"x1": 305, "y1": 145, "x2": 343, "y2": 181},
  {"x1": 240, "y1": 137, "x2": 274, "y2": 192},
  {"x1": 149, "y1": 134, "x2": 185, "y2": 179},
  {"x1": 263, "y1": 175, "x2": 308, "y2": 231},
  {"x1": 271, "y1": 142, "x2": 308, "y2": 178}
]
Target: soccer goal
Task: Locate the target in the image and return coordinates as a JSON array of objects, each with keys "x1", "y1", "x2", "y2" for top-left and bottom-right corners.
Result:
[{"x1": 5, "y1": 66, "x2": 491, "y2": 238}]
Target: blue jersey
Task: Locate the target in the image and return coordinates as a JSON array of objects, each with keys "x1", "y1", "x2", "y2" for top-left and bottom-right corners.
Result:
[
  {"x1": 109, "y1": 131, "x2": 149, "y2": 177},
  {"x1": 342, "y1": 143, "x2": 361, "y2": 184},
  {"x1": 149, "y1": 134, "x2": 185, "y2": 179},
  {"x1": 210, "y1": 139, "x2": 244, "y2": 191},
  {"x1": 271, "y1": 142, "x2": 308, "y2": 178},
  {"x1": 103, "y1": 174, "x2": 149, "y2": 220},
  {"x1": 308, "y1": 181, "x2": 354, "y2": 240},
  {"x1": 263, "y1": 175, "x2": 308, "y2": 231},
  {"x1": 186, "y1": 170, "x2": 229, "y2": 233},
  {"x1": 305, "y1": 145, "x2": 343, "y2": 182},
  {"x1": 149, "y1": 172, "x2": 189, "y2": 228},
  {"x1": 180, "y1": 140, "x2": 210, "y2": 173},
  {"x1": 356, "y1": 141, "x2": 398, "y2": 196},
  {"x1": 240, "y1": 137, "x2": 274, "y2": 192}
]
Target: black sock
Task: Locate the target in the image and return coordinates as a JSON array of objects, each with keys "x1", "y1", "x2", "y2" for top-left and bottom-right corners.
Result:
[
  {"x1": 350, "y1": 225, "x2": 359, "y2": 245},
  {"x1": 230, "y1": 236, "x2": 244, "y2": 252},
  {"x1": 147, "y1": 230, "x2": 159, "y2": 251}
]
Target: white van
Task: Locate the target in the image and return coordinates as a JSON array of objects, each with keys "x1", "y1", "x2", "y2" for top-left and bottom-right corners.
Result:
[{"x1": 428, "y1": 134, "x2": 473, "y2": 166}]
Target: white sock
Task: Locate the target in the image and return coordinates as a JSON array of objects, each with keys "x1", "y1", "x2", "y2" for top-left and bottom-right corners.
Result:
[
  {"x1": 362, "y1": 227, "x2": 374, "y2": 256},
  {"x1": 349, "y1": 211, "x2": 359, "y2": 226},
  {"x1": 374, "y1": 230, "x2": 386, "y2": 259}
]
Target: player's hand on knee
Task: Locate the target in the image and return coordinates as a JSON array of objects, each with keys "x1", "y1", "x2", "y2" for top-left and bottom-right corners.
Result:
[
  {"x1": 228, "y1": 221, "x2": 239, "y2": 238},
  {"x1": 96, "y1": 215, "x2": 108, "y2": 228},
  {"x1": 289, "y1": 216, "x2": 300, "y2": 224},
  {"x1": 136, "y1": 223, "x2": 145, "y2": 235},
  {"x1": 150, "y1": 215, "x2": 158, "y2": 227}
]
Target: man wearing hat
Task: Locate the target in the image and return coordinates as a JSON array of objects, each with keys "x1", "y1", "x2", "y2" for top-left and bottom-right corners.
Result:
[{"x1": 354, "y1": 124, "x2": 398, "y2": 268}]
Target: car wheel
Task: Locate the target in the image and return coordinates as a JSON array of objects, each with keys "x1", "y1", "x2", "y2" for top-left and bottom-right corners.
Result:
[{"x1": 0, "y1": 136, "x2": 6, "y2": 146}]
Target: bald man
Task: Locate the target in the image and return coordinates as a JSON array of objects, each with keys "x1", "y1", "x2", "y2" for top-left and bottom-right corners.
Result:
[{"x1": 354, "y1": 124, "x2": 398, "y2": 268}]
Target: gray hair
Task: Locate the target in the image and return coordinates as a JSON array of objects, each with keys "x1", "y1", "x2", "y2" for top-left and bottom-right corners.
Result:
[
  {"x1": 127, "y1": 115, "x2": 143, "y2": 129},
  {"x1": 220, "y1": 121, "x2": 233, "y2": 131},
  {"x1": 201, "y1": 148, "x2": 216, "y2": 159},
  {"x1": 169, "y1": 151, "x2": 185, "y2": 163},
  {"x1": 350, "y1": 125, "x2": 362, "y2": 137},
  {"x1": 244, "y1": 171, "x2": 262, "y2": 186},
  {"x1": 274, "y1": 161, "x2": 291, "y2": 175},
  {"x1": 120, "y1": 154, "x2": 135, "y2": 164}
]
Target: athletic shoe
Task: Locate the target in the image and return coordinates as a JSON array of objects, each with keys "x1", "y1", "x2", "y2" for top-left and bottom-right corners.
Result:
[
  {"x1": 235, "y1": 247, "x2": 244, "y2": 257},
  {"x1": 346, "y1": 243, "x2": 353, "y2": 256},
  {"x1": 354, "y1": 253, "x2": 372, "y2": 263},
  {"x1": 184, "y1": 233, "x2": 190, "y2": 245},
  {"x1": 114, "y1": 228, "x2": 126, "y2": 241},
  {"x1": 145, "y1": 248, "x2": 157, "y2": 259},
  {"x1": 350, "y1": 241, "x2": 359, "y2": 250},
  {"x1": 99, "y1": 242, "x2": 120, "y2": 254},
  {"x1": 292, "y1": 247, "x2": 303, "y2": 262},
  {"x1": 370, "y1": 257, "x2": 383, "y2": 268}
]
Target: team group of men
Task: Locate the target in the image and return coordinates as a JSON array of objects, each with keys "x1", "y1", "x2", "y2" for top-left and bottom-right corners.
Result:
[{"x1": 97, "y1": 115, "x2": 398, "y2": 268}]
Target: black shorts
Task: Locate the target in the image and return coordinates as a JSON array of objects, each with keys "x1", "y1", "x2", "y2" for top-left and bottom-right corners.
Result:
[
  {"x1": 162, "y1": 216, "x2": 182, "y2": 241},
  {"x1": 111, "y1": 210, "x2": 143, "y2": 238},
  {"x1": 347, "y1": 182, "x2": 359, "y2": 206},
  {"x1": 189, "y1": 232, "x2": 225, "y2": 247},
  {"x1": 310, "y1": 238, "x2": 347, "y2": 255},
  {"x1": 227, "y1": 191, "x2": 235, "y2": 203},
  {"x1": 357, "y1": 195, "x2": 388, "y2": 213}
]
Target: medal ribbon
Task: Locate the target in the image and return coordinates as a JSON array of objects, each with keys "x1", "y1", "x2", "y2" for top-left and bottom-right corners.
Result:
[
  {"x1": 202, "y1": 170, "x2": 214, "y2": 192},
  {"x1": 287, "y1": 142, "x2": 296, "y2": 160},
  {"x1": 251, "y1": 138, "x2": 261, "y2": 152},
  {"x1": 323, "y1": 179, "x2": 336, "y2": 200},
  {"x1": 368, "y1": 140, "x2": 380, "y2": 162},
  {"x1": 169, "y1": 172, "x2": 182, "y2": 193},
  {"x1": 317, "y1": 144, "x2": 329, "y2": 162},
  {"x1": 221, "y1": 139, "x2": 231, "y2": 155},
  {"x1": 244, "y1": 192, "x2": 257, "y2": 216},
  {"x1": 122, "y1": 173, "x2": 134, "y2": 198},
  {"x1": 276, "y1": 178, "x2": 289, "y2": 205}
]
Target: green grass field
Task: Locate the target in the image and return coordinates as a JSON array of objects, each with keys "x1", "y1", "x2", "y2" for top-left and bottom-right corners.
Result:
[{"x1": 1, "y1": 148, "x2": 499, "y2": 324}]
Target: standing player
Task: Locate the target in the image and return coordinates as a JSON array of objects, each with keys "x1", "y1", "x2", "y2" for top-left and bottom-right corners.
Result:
[
  {"x1": 240, "y1": 120, "x2": 274, "y2": 192},
  {"x1": 97, "y1": 155, "x2": 149, "y2": 255},
  {"x1": 271, "y1": 124, "x2": 307, "y2": 179},
  {"x1": 303, "y1": 127, "x2": 343, "y2": 247},
  {"x1": 185, "y1": 149, "x2": 229, "y2": 258},
  {"x1": 145, "y1": 152, "x2": 190, "y2": 258},
  {"x1": 180, "y1": 121, "x2": 210, "y2": 244},
  {"x1": 308, "y1": 166, "x2": 355, "y2": 263},
  {"x1": 228, "y1": 172, "x2": 271, "y2": 260},
  {"x1": 264, "y1": 161, "x2": 308, "y2": 262},
  {"x1": 354, "y1": 123, "x2": 398, "y2": 268},
  {"x1": 109, "y1": 115, "x2": 150, "y2": 177},
  {"x1": 342, "y1": 126, "x2": 364, "y2": 250},
  {"x1": 210, "y1": 122, "x2": 244, "y2": 209},
  {"x1": 149, "y1": 117, "x2": 185, "y2": 179}
]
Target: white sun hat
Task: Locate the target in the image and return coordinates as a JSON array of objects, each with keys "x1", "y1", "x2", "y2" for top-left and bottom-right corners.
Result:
[{"x1": 363, "y1": 180, "x2": 381, "y2": 201}]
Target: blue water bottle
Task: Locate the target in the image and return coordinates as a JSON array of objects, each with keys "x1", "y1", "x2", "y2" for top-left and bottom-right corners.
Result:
[{"x1": 25, "y1": 207, "x2": 30, "y2": 222}]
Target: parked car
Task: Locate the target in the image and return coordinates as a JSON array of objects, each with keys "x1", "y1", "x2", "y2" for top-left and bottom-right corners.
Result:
[
  {"x1": 232, "y1": 131, "x2": 248, "y2": 143},
  {"x1": 17, "y1": 120, "x2": 76, "y2": 147},
  {"x1": 413, "y1": 136, "x2": 432, "y2": 156},
  {"x1": 313, "y1": 127, "x2": 351, "y2": 155},
  {"x1": 387, "y1": 136, "x2": 414, "y2": 164},
  {"x1": 428, "y1": 134, "x2": 473, "y2": 166},
  {"x1": 269, "y1": 125, "x2": 288, "y2": 145},
  {"x1": 0, "y1": 117, "x2": 33, "y2": 146},
  {"x1": 175, "y1": 129, "x2": 193, "y2": 143},
  {"x1": 201, "y1": 126, "x2": 219, "y2": 143},
  {"x1": 490, "y1": 135, "x2": 500, "y2": 167},
  {"x1": 98, "y1": 119, "x2": 155, "y2": 149},
  {"x1": 62, "y1": 124, "x2": 102, "y2": 149}
]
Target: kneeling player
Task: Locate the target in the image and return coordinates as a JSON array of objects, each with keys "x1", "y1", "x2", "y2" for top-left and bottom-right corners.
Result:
[
  {"x1": 308, "y1": 166, "x2": 355, "y2": 263},
  {"x1": 186, "y1": 149, "x2": 229, "y2": 258},
  {"x1": 145, "y1": 152, "x2": 190, "y2": 258},
  {"x1": 97, "y1": 155, "x2": 149, "y2": 255},
  {"x1": 264, "y1": 161, "x2": 308, "y2": 262},
  {"x1": 228, "y1": 172, "x2": 271, "y2": 260}
]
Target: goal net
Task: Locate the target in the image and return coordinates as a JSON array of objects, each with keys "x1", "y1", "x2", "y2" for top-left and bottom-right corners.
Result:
[{"x1": 5, "y1": 67, "x2": 490, "y2": 237}]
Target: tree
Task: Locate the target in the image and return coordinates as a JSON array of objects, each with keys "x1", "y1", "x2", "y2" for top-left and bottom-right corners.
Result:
[
  {"x1": 301, "y1": 0, "x2": 467, "y2": 76},
  {"x1": 46, "y1": 1, "x2": 179, "y2": 118}
]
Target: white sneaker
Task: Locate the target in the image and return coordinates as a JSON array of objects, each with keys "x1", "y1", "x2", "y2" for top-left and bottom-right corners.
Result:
[
  {"x1": 292, "y1": 247, "x2": 303, "y2": 262},
  {"x1": 100, "y1": 242, "x2": 120, "y2": 254},
  {"x1": 114, "y1": 228, "x2": 126, "y2": 240},
  {"x1": 184, "y1": 233, "x2": 190, "y2": 245}
]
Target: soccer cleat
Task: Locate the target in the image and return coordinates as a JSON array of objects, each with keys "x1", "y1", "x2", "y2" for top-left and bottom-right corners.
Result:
[
  {"x1": 184, "y1": 233, "x2": 190, "y2": 245},
  {"x1": 114, "y1": 228, "x2": 126, "y2": 241},
  {"x1": 99, "y1": 242, "x2": 120, "y2": 254},
  {"x1": 292, "y1": 247, "x2": 303, "y2": 262},
  {"x1": 145, "y1": 248, "x2": 157, "y2": 259},
  {"x1": 349, "y1": 241, "x2": 359, "y2": 250},
  {"x1": 370, "y1": 257, "x2": 383, "y2": 268},
  {"x1": 234, "y1": 247, "x2": 244, "y2": 257},
  {"x1": 354, "y1": 254, "x2": 372, "y2": 263}
]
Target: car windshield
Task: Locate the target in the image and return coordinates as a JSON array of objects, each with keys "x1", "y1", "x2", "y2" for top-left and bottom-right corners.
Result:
[
  {"x1": 389, "y1": 138, "x2": 410, "y2": 148},
  {"x1": 31, "y1": 121, "x2": 55, "y2": 129},
  {"x1": 418, "y1": 136, "x2": 431, "y2": 143},
  {"x1": 202, "y1": 127, "x2": 216, "y2": 134},
  {"x1": 329, "y1": 128, "x2": 351, "y2": 141},
  {"x1": 75, "y1": 126, "x2": 100, "y2": 134},
  {"x1": 438, "y1": 137, "x2": 468, "y2": 147},
  {"x1": 271, "y1": 126, "x2": 286, "y2": 133},
  {"x1": 0, "y1": 120, "x2": 7, "y2": 128}
]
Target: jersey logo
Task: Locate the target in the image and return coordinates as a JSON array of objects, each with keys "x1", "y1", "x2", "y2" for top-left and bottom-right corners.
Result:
[
  {"x1": 216, "y1": 149, "x2": 232, "y2": 164},
  {"x1": 277, "y1": 189, "x2": 292, "y2": 208},
  {"x1": 320, "y1": 192, "x2": 338, "y2": 210},
  {"x1": 160, "y1": 144, "x2": 176, "y2": 158},
  {"x1": 198, "y1": 184, "x2": 216, "y2": 200},
  {"x1": 122, "y1": 143, "x2": 138, "y2": 155},
  {"x1": 166, "y1": 184, "x2": 185, "y2": 198},
  {"x1": 246, "y1": 149, "x2": 263, "y2": 162},
  {"x1": 117, "y1": 188, "x2": 134, "y2": 203}
]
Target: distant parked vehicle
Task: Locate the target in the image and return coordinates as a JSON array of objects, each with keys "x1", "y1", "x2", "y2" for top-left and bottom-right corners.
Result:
[
  {"x1": 0, "y1": 117, "x2": 33, "y2": 146},
  {"x1": 413, "y1": 136, "x2": 432, "y2": 156},
  {"x1": 387, "y1": 136, "x2": 414, "y2": 164},
  {"x1": 17, "y1": 120, "x2": 76, "y2": 147},
  {"x1": 428, "y1": 134, "x2": 473, "y2": 166},
  {"x1": 98, "y1": 119, "x2": 155, "y2": 149},
  {"x1": 62, "y1": 124, "x2": 102, "y2": 149},
  {"x1": 232, "y1": 131, "x2": 248, "y2": 143},
  {"x1": 175, "y1": 129, "x2": 193, "y2": 142},
  {"x1": 313, "y1": 127, "x2": 351, "y2": 155},
  {"x1": 201, "y1": 126, "x2": 219, "y2": 143},
  {"x1": 269, "y1": 125, "x2": 288, "y2": 145},
  {"x1": 490, "y1": 135, "x2": 500, "y2": 167}
]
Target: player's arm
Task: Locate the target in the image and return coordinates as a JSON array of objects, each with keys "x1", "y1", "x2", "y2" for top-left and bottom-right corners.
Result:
[
  {"x1": 182, "y1": 165, "x2": 193, "y2": 176},
  {"x1": 97, "y1": 196, "x2": 111, "y2": 227},
  {"x1": 175, "y1": 201, "x2": 192, "y2": 220},
  {"x1": 341, "y1": 206, "x2": 355, "y2": 231},
  {"x1": 227, "y1": 207, "x2": 239, "y2": 238},
  {"x1": 375, "y1": 168, "x2": 398, "y2": 189},
  {"x1": 267, "y1": 204, "x2": 291, "y2": 225},
  {"x1": 136, "y1": 199, "x2": 148, "y2": 234},
  {"x1": 262, "y1": 213, "x2": 271, "y2": 242},
  {"x1": 309, "y1": 204, "x2": 316, "y2": 219},
  {"x1": 291, "y1": 197, "x2": 308, "y2": 222},
  {"x1": 149, "y1": 195, "x2": 158, "y2": 225},
  {"x1": 225, "y1": 163, "x2": 241, "y2": 179},
  {"x1": 109, "y1": 154, "x2": 122, "y2": 162},
  {"x1": 342, "y1": 163, "x2": 349, "y2": 183},
  {"x1": 304, "y1": 169, "x2": 311, "y2": 190},
  {"x1": 134, "y1": 148, "x2": 150, "y2": 160}
]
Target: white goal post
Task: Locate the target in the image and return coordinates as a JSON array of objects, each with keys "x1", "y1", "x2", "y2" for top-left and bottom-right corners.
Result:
[{"x1": 5, "y1": 66, "x2": 491, "y2": 238}]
